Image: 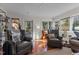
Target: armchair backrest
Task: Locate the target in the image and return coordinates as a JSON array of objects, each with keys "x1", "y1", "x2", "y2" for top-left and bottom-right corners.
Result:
[
  {"x1": 6, "y1": 30, "x2": 12, "y2": 41},
  {"x1": 48, "y1": 30, "x2": 59, "y2": 38},
  {"x1": 20, "y1": 30, "x2": 25, "y2": 41}
]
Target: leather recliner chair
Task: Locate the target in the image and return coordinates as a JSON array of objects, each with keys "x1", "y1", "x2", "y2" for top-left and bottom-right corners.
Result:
[
  {"x1": 69, "y1": 37, "x2": 79, "y2": 53},
  {"x1": 47, "y1": 30, "x2": 62, "y2": 48},
  {"x1": 3, "y1": 30, "x2": 33, "y2": 55}
]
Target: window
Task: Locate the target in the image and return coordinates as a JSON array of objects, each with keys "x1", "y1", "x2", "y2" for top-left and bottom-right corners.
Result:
[
  {"x1": 59, "y1": 17, "x2": 70, "y2": 31},
  {"x1": 24, "y1": 21, "x2": 33, "y2": 32},
  {"x1": 42, "y1": 21, "x2": 52, "y2": 30},
  {"x1": 49, "y1": 21, "x2": 52, "y2": 30},
  {"x1": 73, "y1": 15, "x2": 79, "y2": 31},
  {"x1": 42, "y1": 22, "x2": 48, "y2": 30}
]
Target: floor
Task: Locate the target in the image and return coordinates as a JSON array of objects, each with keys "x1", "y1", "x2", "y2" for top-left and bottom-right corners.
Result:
[
  {"x1": 0, "y1": 48, "x2": 3, "y2": 55},
  {"x1": 0, "y1": 47, "x2": 73, "y2": 55},
  {"x1": 32, "y1": 47, "x2": 73, "y2": 55}
]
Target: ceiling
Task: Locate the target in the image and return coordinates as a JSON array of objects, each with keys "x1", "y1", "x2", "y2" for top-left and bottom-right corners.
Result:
[{"x1": 0, "y1": 3, "x2": 79, "y2": 18}]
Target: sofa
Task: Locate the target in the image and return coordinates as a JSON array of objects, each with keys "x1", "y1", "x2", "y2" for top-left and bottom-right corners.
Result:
[
  {"x1": 47, "y1": 30, "x2": 62, "y2": 48},
  {"x1": 69, "y1": 37, "x2": 79, "y2": 53},
  {"x1": 3, "y1": 30, "x2": 33, "y2": 55}
]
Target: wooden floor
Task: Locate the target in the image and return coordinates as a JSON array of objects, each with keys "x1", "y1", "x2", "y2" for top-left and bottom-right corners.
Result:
[
  {"x1": 0, "y1": 47, "x2": 72, "y2": 55},
  {"x1": 0, "y1": 48, "x2": 3, "y2": 55},
  {"x1": 32, "y1": 47, "x2": 72, "y2": 55}
]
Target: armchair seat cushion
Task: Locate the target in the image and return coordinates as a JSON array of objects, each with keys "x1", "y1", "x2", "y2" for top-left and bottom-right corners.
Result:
[
  {"x1": 3, "y1": 30, "x2": 33, "y2": 55},
  {"x1": 47, "y1": 33, "x2": 62, "y2": 48},
  {"x1": 70, "y1": 38, "x2": 79, "y2": 53},
  {"x1": 16, "y1": 41, "x2": 32, "y2": 52}
]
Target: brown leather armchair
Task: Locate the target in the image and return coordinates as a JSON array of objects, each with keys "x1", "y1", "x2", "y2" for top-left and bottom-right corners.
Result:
[
  {"x1": 3, "y1": 30, "x2": 33, "y2": 55},
  {"x1": 69, "y1": 37, "x2": 79, "y2": 53},
  {"x1": 47, "y1": 30, "x2": 62, "y2": 48}
]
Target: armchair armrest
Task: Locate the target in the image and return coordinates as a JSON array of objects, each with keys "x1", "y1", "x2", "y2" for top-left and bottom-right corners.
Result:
[
  {"x1": 22, "y1": 37, "x2": 32, "y2": 42},
  {"x1": 57, "y1": 36, "x2": 62, "y2": 41},
  {"x1": 3, "y1": 40, "x2": 17, "y2": 55}
]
